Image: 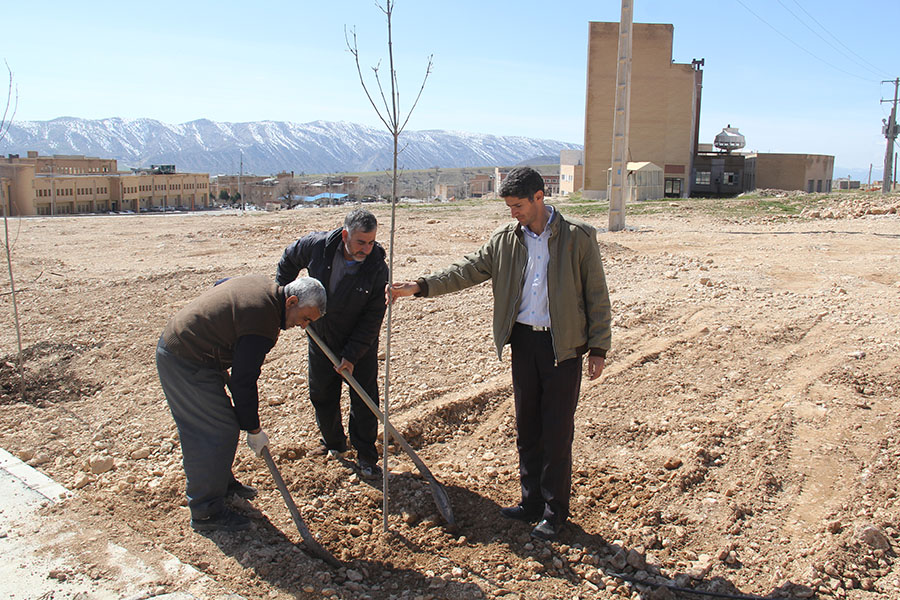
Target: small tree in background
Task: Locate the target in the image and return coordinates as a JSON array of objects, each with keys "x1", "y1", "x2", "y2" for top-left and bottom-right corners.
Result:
[
  {"x1": 278, "y1": 177, "x2": 304, "y2": 209},
  {"x1": 0, "y1": 61, "x2": 24, "y2": 400}
]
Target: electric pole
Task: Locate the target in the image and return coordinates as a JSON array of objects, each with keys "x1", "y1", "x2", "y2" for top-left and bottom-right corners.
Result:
[
  {"x1": 881, "y1": 77, "x2": 899, "y2": 194},
  {"x1": 609, "y1": 0, "x2": 633, "y2": 232}
]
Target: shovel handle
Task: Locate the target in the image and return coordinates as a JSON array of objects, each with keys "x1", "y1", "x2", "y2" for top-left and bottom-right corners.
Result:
[
  {"x1": 261, "y1": 446, "x2": 340, "y2": 567},
  {"x1": 305, "y1": 328, "x2": 455, "y2": 527}
]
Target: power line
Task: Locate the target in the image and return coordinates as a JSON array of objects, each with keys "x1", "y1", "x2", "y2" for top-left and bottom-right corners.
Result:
[
  {"x1": 732, "y1": 0, "x2": 878, "y2": 83},
  {"x1": 788, "y1": 0, "x2": 889, "y2": 79},
  {"x1": 775, "y1": 0, "x2": 886, "y2": 79}
]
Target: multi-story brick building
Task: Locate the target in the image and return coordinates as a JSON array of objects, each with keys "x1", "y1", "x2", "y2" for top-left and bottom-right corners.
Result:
[
  {"x1": 583, "y1": 22, "x2": 703, "y2": 199},
  {"x1": 0, "y1": 151, "x2": 209, "y2": 216}
]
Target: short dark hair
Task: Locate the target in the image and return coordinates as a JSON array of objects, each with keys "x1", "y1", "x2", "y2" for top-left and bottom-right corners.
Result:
[
  {"x1": 499, "y1": 167, "x2": 544, "y2": 200},
  {"x1": 343, "y1": 208, "x2": 377, "y2": 234}
]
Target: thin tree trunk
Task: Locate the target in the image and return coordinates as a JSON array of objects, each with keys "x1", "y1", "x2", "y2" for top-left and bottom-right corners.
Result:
[
  {"x1": 1, "y1": 63, "x2": 24, "y2": 400},
  {"x1": 346, "y1": 0, "x2": 432, "y2": 533},
  {"x1": 3, "y1": 206, "x2": 25, "y2": 400}
]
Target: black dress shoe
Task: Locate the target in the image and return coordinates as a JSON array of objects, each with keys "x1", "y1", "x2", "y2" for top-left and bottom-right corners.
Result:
[
  {"x1": 190, "y1": 508, "x2": 251, "y2": 532},
  {"x1": 499, "y1": 504, "x2": 543, "y2": 522},
  {"x1": 531, "y1": 517, "x2": 565, "y2": 540},
  {"x1": 227, "y1": 480, "x2": 258, "y2": 500}
]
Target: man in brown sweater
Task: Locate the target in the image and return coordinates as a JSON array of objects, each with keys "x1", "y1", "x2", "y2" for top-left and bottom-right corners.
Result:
[{"x1": 156, "y1": 275, "x2": 326, "y2": 532}]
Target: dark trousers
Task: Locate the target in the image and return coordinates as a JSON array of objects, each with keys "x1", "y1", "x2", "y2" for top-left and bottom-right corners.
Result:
[
  {"x1": 307, "y1": 344, "x2": 380, "y2": 464},
  {"x1": 156, "y1": 338, "x2": 239, "y2": 520},
  {"x1": 510, "y1": 323, "x2": 582, "y2": 522}
]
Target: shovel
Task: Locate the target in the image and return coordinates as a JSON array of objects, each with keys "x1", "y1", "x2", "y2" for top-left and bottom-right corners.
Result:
[
  {"x1": 306, "y1": 328, "x2": 455, "y2": 527},
  {"x1": 260, "y1": 446, "x2": 340, "y2": 567}
]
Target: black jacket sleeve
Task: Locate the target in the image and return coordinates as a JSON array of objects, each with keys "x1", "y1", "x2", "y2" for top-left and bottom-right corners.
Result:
[
  {"x1": 228, "y1": 334, "x2": 276, "y2": 431},
  {"x1": 276, "y1": 235, "x2": 315, "y2": 286}
]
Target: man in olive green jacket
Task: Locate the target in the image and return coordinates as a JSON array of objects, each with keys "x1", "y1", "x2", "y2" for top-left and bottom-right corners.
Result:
[{"x1": 389, "y1": 167, "x2": 611, "y2": 540}]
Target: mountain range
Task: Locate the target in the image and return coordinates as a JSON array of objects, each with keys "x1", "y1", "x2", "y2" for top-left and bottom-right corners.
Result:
[{"x1": 0, "y1": 117, "x2": 582, "y2": 176}]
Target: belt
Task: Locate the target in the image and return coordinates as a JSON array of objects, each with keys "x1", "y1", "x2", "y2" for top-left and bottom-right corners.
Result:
[{"x1": 517, "y1": 322, "x2": 550, "y2": 332}]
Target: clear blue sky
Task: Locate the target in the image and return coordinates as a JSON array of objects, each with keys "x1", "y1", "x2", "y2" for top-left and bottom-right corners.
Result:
[{"x1": 3, "y1": 0, "x2": 898, "y2": 174}]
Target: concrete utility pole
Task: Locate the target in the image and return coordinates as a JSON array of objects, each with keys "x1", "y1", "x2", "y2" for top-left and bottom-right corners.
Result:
[
  {"x1": 881, "y1": 78, "x2": 899, "y2": 194},
  {"x1": 609, "y1": 0, "x2": 633, "y2": 231}
]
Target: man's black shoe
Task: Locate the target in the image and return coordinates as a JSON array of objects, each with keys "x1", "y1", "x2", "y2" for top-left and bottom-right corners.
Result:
[
  {"x1": 499, "y1": 504, "x2": 543, "y2": 523},
  {"x1": 531, "y1": 517, "x2": 565, "y2": 541},
  {"x1": 316, "y1": 439, "x2": 349, "y2": 457},
  {"x1": 227, "y1": 480, "x2": 258, "y2": 500},
  {"x1": 359, "y1": 461, "x2": 383, "y2": 480},
  {"x1": 190, "y1": 509, "x2": 251, "y2": 532}
]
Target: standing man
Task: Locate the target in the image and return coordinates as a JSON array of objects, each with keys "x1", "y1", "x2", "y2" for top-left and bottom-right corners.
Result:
[
  {"x1": 276, "y1": 208, "x2": 389, "y2": 479},
  {"x1": 157, "y1": 275, "x2": 326, "y2": 532},
  {"x1": 389, "y1": 167, "x2": 611, "y2": 540}
]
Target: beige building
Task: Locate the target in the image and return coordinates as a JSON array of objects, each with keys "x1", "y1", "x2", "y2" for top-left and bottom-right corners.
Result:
[
  {"x1": 210, "y1": 174, "x2": 269, "y2": 201},
  {"x1": 0, "y1": 151, "x2": 209, "y2": 216},
  {"x1": 607, "y1": 161, "x2": 664, "y2": 201},
  {"x1": 745, "y1": 153, "x2": 834, "y2": 193},
  {"x1": 560, "y1": 150, "x2": 584, "y2": 196},
  {"x1": 493, "y1": 168, "x2": 560, "y2": 197},
  {"x1": 583, "y1": 22, "x2": 702, "y2": 199}
]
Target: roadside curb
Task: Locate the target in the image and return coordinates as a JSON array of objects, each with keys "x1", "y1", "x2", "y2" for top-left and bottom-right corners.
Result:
[{"x1": 0, "y1": 447, "x2": 243, "y2": 600}]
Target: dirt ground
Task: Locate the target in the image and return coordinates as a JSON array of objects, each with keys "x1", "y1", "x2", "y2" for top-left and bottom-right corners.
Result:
[{"x1": 1, "y1": 191, "x2": 899, "y2": 600}]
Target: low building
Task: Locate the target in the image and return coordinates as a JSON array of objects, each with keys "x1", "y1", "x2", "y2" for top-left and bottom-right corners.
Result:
[
  {"x1": 210, "y1": 174, "x2": 269, "y2": 201},
  {"x1": 834, "y1": 178, "x2": 860, "y2": 190},
  {"x1": 745, "y1": 153, "x2": 834, "y2": 193},
  {"x1": 467, "y1": 174, "x2": 493, "y2": 197},
  {"x1": 434, "y1": 182, "x2": 460, "y2": 201},
  {"x1": 690, "y1": 127, "x2": 834, "y2": 196},
  {"x1": 606, "y1": 162, "x2": 664, "y2": 200},
  {"x1": 691, "y1": 152, "x2": 750, "y2": 197},
  {"x1": 0, "y1": 151, "x2": 209, "y2": 216},
  {"x1": 494, "y1": 168, "x2": 560, "y2": 197},
  {"x1": 560, "y1": 150, "x2": 584, "y2": 196}
]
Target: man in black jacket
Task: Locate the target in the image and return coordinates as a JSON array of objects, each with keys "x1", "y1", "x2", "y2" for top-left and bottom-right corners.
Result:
[{"x1": 276, "y1": 208, "x2": 388, "y2": 479}]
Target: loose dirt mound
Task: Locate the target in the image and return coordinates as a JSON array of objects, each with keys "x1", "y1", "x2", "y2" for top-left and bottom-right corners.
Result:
[{"x1": 0, "y1": 198, "x2": 899, "y2": 599}]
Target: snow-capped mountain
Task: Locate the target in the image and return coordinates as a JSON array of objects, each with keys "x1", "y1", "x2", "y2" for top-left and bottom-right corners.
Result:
[{"x1": 1, "y1": 117, "x2": 581, "y2": 175}]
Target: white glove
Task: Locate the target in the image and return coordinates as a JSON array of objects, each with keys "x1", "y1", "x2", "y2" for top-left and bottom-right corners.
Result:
[{"x1": 246, "y1": 430, "x2": 269, "y2": 457}]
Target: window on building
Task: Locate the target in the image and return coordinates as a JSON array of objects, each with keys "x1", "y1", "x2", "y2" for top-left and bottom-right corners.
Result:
[
  {"x1": 816, "y1": 179, "x2": 823, "y2": 192},
  {"x1": 664, "y1": 178, "x2": 683, "y2": 197},
  {"x1": 724, "y1": 172, "x2": 736, "y2": 185},
  {"x1": 807, "y1": 179, "x2": 815, "y2": 193},
  {"x1": 695, "y1": 171, "x2": 711, "y2": 185}
]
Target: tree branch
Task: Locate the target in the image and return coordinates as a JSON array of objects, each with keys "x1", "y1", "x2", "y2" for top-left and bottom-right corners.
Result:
[
  {"x1": 399, "y1": 54, "x2": 433, "y2": 135},
  {"x1": 344, "y1": 26, "x2": 392, "y2": 132},
  {"x1": 0, "y1": 61, "x2": 18, "y2": 139}
]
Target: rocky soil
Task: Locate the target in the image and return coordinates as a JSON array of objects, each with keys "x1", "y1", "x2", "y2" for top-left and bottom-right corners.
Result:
[{"x1": 0, "y1": 191, "x2": 899, "y2": 599}]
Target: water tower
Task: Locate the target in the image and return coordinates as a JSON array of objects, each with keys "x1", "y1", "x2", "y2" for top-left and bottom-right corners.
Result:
[{"x1": 714, "y1": 124, "x2": 745, "y2": 154}]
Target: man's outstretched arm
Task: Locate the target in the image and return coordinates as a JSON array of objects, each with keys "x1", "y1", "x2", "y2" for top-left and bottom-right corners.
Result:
[{"x1": 386, "y1": 280, "x2": 421, "y2": 304}]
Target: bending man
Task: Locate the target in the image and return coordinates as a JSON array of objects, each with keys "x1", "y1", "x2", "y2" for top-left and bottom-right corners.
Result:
[
  {"x1": 389, "y1": 167, "x2": 611, "y2": 540},
  {"x1": 157, "y1": 275, "x2": 326, "y2": 532}
]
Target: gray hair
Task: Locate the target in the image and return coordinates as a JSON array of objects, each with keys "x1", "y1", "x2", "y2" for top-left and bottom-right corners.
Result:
[
  {"x1": 284, "y1": 277, "x2": 327, "y2": 316},
  {"x1": 343, "y1": 208, "x2": 377, "y2": 235}
]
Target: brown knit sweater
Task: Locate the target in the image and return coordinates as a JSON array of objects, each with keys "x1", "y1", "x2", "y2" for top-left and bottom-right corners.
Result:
[{"x1": 161, "y1": 275, "x2": 285, "y2": 370}]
